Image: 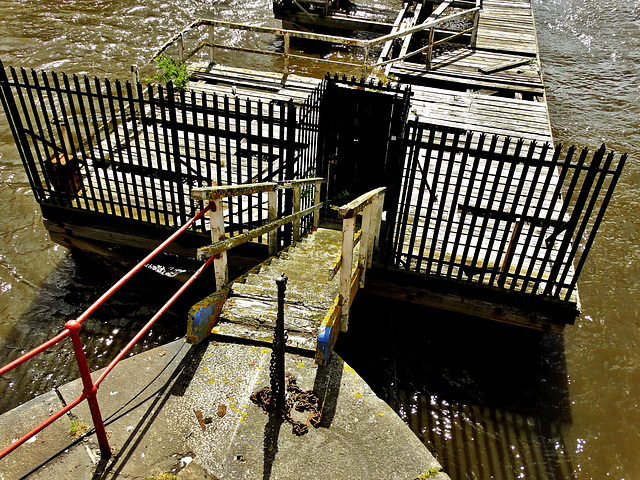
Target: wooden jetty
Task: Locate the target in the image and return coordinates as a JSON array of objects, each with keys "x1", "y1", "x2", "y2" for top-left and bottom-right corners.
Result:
[{"x1": 0, "y1": 0, "x2": 626, "y2": 334}]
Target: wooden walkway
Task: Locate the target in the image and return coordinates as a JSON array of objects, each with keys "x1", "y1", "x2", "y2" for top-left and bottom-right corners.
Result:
[{"x1": 208, "y1": 228, "x2": 346, "y2": 351}]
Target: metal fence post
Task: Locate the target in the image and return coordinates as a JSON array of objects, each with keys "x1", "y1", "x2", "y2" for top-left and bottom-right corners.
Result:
[
  {"x1": 271, "y1": 274, "x2": 288, "y2": 413},
  {"x1": 65, "y1": 320, "x2": 111, "y2": 457}
]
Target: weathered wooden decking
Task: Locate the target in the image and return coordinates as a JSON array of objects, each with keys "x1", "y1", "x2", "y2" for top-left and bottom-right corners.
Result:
[{"x1": 209, "y1": 228, "x2": 346, "y2": 351}]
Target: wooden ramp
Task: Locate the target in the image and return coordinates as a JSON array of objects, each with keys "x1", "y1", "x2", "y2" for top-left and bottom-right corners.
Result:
[{"x1": 188, "y1": 227, "x2": 366, "y2": 363}]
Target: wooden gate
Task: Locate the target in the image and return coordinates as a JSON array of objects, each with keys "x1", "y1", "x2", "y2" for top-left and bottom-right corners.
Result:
[{"x1": 316, "y1": 75, "x2": 411, "y2": 238}]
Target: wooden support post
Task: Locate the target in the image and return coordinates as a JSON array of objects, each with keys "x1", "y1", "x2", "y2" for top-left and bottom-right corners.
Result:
[
  {"x1": 209, "y1": 200, "x2": 228, "y2": 290},
  {"x1": 372, "y1": 193, "x2": 384, "y2": 251},
  {"x1": 470, "y1": 8, "x2": 480, "y2": 48},
  {"x1": 498, "y1": 220, "x2": 521, "y2": 288},
  {"x1": 178, "y1": 34, "x2": 185, "y2": 63},
  {"x1": 313, "y1": 182, "x2": 321, "y2": 230},
  {"x1": 426, "y1": 27, "x2": 435, "y2": 69},
  {"x1": 130, "y1": 65, "x2": 139, "y2": 87},
  {"x1": 284, "y1": 33, "x2": 290, "y2": 75},
  {"x1": 292, "y1": 185, "x2": 301, "y2": 242},
  {"x1": 359, "y1": 205, "x2": 372, "y2": 287},
  {"x1": 361, "y1": 44, "x2": 370, "y2": 79},
  {"x1": 268, "y1": 190, "x2": 278, "y2": 256},
  {"x1": 209, "y1": 25, "x2": 215, "y2": 64},
  {"x1": 340, "y1": 215, "x2": 355, "y2": 332}
]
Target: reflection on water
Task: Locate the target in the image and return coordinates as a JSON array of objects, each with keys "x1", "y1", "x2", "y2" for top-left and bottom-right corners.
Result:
[
  {"x1": 0, "y1": 0, "x2": 639, "y2": 477},
  {"x1": 0, "y1": 252, "x2": 211, "y2": 414},
  {"x1": 339, "y1": 295, "x2": 577, "y2": 479}
]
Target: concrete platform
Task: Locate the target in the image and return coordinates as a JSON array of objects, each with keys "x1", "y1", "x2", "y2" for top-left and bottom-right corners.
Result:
[{"x1": 0, "y1": 339, "x2": 449, "y2": 480}]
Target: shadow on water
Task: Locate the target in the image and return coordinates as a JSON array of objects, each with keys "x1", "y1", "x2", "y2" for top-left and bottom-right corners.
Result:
[
  {"x1": 336, "y1": 293, "x2": 576, "y2": 480},
  {"x1": 0, "y1": 250, "x2": 213, "y2": 415}
]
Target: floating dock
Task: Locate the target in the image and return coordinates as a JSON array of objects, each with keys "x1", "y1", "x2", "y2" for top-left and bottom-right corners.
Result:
[{"x1": 0, "y1": 3, "x2": 626, "y2": 334}]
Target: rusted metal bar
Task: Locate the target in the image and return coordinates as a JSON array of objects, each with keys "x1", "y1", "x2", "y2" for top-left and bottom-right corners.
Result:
[
  {"x1": 208, "y1": 24, "x2": 215, "y2": 64},
  {"x1": 66, "y1": 320, "x2": 111, "y2": 457},
  {"x1": 271, "y1": 274, "x2": 288, "y2": 413}
]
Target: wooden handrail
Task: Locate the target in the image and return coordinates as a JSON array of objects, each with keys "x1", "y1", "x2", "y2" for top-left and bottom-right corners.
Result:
[
  {"x1": 151, "y1": 5, "x2": 482, "y2": 78},
  {"x1": 191, "y1": 178, "x2": 326, "y2": 289},
  {"x1": 333, "y1": 187, "x2": 386, "y2": 331}
]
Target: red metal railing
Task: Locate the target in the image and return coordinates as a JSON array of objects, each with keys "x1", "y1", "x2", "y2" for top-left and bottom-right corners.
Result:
[{"x1": 0, "y1": 203, "x2": 212, "y2": 460}]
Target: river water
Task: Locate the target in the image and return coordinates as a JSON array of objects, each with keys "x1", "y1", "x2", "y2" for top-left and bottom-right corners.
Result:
[{"x1": 0, "y1": 0, "x2": 638, "y2": 478}]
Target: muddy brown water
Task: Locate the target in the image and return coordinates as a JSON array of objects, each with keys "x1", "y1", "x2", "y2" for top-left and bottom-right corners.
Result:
[{"x1": 0, "y1": 0, "x2": 639, "y2": 478}]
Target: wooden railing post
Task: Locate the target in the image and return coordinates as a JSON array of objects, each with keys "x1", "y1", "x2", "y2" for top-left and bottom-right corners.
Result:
[
  {"x1": 426, "y1": 27, "x2": 435, "y2": 69},
  {"x1": 268, "y1": 189, "x2": 278, "y2": 255},
  {"x1": 178, "y1": 34, "x2": 185, "y2": 63},
  {"x1": 284, "y1": 32, "x2": 290, "y2": 75},
  {"x1": 209, "y1": 199, "x2": 229, "y2": 290},
  {"x1": 292, "y1": 184, "x2": 301, "y2": 242},
  {"x1": 358, "y1": 203, "x2": 372, "y2": 287},
  {"x1": 313, "y1": 182, "x2": 322, "y2": 229},
  {"x1": 470, "y1": 7, "x2": 480, "y2": 48},
  {"x1": 340, "y1": 214, "x2": 355, "y2": 332},
  {"x1": 208, "y1": 24, "x2": 215, "y2": 64}
]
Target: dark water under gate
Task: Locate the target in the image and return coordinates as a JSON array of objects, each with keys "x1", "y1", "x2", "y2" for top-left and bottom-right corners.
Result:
[{"x1": 0, "y1": 0, "x2": 639, "y2": 478}]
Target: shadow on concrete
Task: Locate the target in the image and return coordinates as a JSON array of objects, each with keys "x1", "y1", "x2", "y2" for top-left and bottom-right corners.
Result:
[
  {"x1": 312, "y1": 354, "x2": 344, "y2": 429},
  {"x1": 262, "y1": 412, "x2": 284, "y2": 480},
  {"x1": 94, "y1": 340, "x2": 210, "y2": 479}
]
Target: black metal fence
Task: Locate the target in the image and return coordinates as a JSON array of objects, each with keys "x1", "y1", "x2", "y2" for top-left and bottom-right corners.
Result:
[
  {"x1": 0, "y1": 60, "x2": 322, "y2": 244},
  {"x1": 393, "y1": 121, "x2": 626, "y2": 302}
]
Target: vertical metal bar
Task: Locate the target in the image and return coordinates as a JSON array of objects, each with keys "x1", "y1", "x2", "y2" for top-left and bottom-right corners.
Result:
[
  {"x1": 405, "y1": 125, "x2": 434, "y2": 270},
  {"x1": 431, "y1": 129, "x2": 461, "y2": 277},
  {"x1": 340, "y1": 215, "x2": 355, "y2": 332},
  {"x1": 452, "y1": 131, "x2": 487, "y2": 281},
  {"x1": 91, "y1": 76, "x2": 117, "y2": 215},
  {"x1": 65, "y1": 320, "x2": 111, "y2": 457},
  {"x1": 137, "y1": 81, "x2": 160, "y2": 225},
  {"x1": 272, "y1": 274, "x2": 288, "y2": 413},
  {"x1": 508, "y1": 142, "x2": 550, "y2": 291},
  {"x1": 148, "y1": 84, "x2": 172, "y2": 225},
  {"x1": 530, "y1": 145, "x2": 578, "y2": 294},
  {"x1": 116, "y1": 79, "x2": 142, "y2": 220},
  {"x1": 555, "y1": 146, "x2": 612, "y2": 297},
  {"x1": 566, "y1": 152, "x2": 626, "y2": 298},
  {"x1": 7, "y1": 67, "x2": 47, "y2": 198},
  {"x1": 419, "y1": 129, "x2": 450, "y2": 274},
  {"x1": 485, "y1": 137, "x2": 525, "y2": 286},
  {"x1": 159, "y1": 84, "x2": 179, "y2": 225},
  {"x1": 127, "y1": 80, "x2": 152, "y2": 222},
  {"x1": 246, "y1": 98, "x2": 254, "y2": 227},
  {"x1": 104, "y1": 77, "x2": 130, "y2": 217},
  {"x1": 223, "y1": 95, "x2": 235, "y2": 231},
  {"x1": 257, "y1": 100, "x2": 265, "y2": 232},
  {"x1": 538, "y1": 147, "x2": 590, "y2": 296},
  {"x1": 393, "y1": 121, "x2": 421, "y2": 264}
]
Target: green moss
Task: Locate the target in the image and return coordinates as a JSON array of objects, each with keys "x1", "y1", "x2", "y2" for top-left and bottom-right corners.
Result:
[
  {"x1": 68, "y1": 419, "x2": 88, "y2": 438},
  {"x1": 416, "y1": 467, "x2": 441, "y2": 479}
]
